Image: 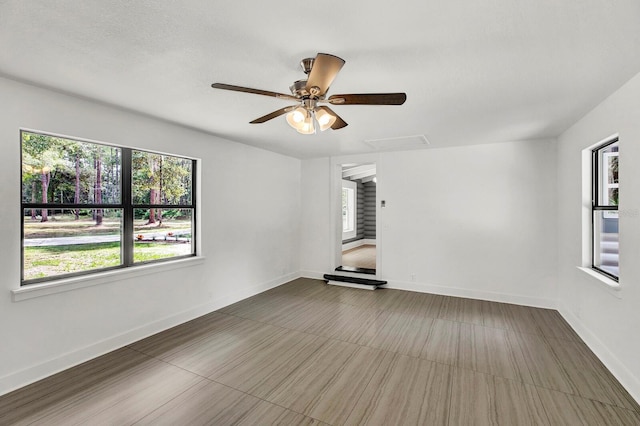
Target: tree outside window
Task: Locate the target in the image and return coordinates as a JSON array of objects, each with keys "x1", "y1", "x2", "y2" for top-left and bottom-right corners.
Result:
[{"x1": 21, "y1": 130, "x2": 196, "y2": 284}]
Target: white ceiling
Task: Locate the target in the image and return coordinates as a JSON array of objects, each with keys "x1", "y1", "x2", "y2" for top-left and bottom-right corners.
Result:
[
  {"x1": 1, "y1": 1, "x2": 639, "y2": 159},
  {"x1": 343, "y1": 164, "x2": 376, "y2": 182}
]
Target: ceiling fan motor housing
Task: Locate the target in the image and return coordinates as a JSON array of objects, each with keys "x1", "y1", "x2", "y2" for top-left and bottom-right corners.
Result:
[
  {"x1": 300, "y1": 57, "x2": 315, "y2": 75},
  {"x1": 290, "y1": 79, "x2": 309, "y2": 97}
]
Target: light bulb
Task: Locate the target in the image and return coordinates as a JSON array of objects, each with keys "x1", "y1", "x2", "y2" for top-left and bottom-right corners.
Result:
[
  {"x1": 292, "y1": 110, "x2": 305, "y2": 123},
  {"x1": 286, "y1": 107, "x2": 309, "y2": 130},
  {"x1": 297, "y1": 115, "x2": 315, "y2": 134},
  {"x1": 314, "y1": 108, "x2": 337, "y2": 131}
]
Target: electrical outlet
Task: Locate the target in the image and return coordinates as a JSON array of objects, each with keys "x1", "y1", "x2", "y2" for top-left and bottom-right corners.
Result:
[{"x1": 410, "y1": 274, "x2": 416, "y2": 282}]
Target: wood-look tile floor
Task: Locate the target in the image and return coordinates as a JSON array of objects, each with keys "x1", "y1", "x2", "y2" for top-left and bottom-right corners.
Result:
[
  {"x1": 2, "y1": 278, "x2": 639, "y2": 425},
  {"x1": 342, "y1": 245, "x2": 376, "y2": 270}
]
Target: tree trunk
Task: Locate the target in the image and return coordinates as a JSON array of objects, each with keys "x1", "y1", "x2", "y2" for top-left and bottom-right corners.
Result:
[
  {"x1": 148, "y1": 188, "x2": 157, "y2": 224},
  {"x1": 74, "y1": 153, "x2": 80, "y2": 220},
  {"x1": 40, "y1": 172, "x2": 50, "y2": 222},
  {"x1": 95, "y1": 151, "x2": 103, "y2": 226},
  {"x1": 31, "y1": 181, "x2": 37, "y2": 220}
]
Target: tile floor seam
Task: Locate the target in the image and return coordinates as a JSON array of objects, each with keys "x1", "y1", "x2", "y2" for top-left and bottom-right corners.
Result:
[
  {"x1": 222, "y1": 306, "x2": 576, "y2": 389},
  {"x1": 295, "y1": 341, "x2": 386, "y2": 421},
  {"x1": 521, "y1": 364, "x2": 638, "y2": 414},
  {"x1": 318, "y1": 345, "x2": 390, "y2": 426},
  {"x1": 226, "y1": 302, "x2": 595, "y2": 423},
  {"x1": 129, "y1": 377, "x2": 212, "y2": 426},
  {"x1": 194, "y1": 330, "x2": 342, "y2": 422},
  {"x1": 218, "y1": 297, "x2": 635, "y2": 411},
  {"x1": 188, "y1": 310, "x2": 463, "y2": 425},
  {"x1": 528, "y1": 379, "x2": 640, "y2": 424},
  {"x1": 228, "y1": 334, "x2": 334, "y2": 402},
  {"x1": 16, "y1": 355, "x2": 175, "y2": 426},
  {"x1": 305, "y1": 302, "x2": 581, "y2": 342},
  {"x1": 444, "y1": 361, "x2": 455, "y2": 426},
  {"x1": 206, "y1": 377, "x2": 331, "y2": 425},
  {"x1": 525, "y1": 378, "x2": 555, "y2": 426},
  {"x1": 124, "y1": 313, "x2": 245, "y2": 360},
  {"x1": 126, "y1": 345, "x2": 217, "y2": 383},
  {"x1": 0, "y1": 348, "x2": 137, "y2": 416}
]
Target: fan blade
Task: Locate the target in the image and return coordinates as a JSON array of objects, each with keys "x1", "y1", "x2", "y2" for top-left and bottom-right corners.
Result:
[
  {"x1": 316, "y1": 106, "x2": 348, "y2": 130},
  {"x1": 250, "y1": 105, "x2": 298, "y2": 124},
  {"x1": 306, "y1": 53, "x2": 345, "y2": 96},
  {"x1": 211, "y1": 83, "x2": 299, "y2": 101},
  {"x1": 328, "y1": 93, "x2": 407, "y2": 105}
]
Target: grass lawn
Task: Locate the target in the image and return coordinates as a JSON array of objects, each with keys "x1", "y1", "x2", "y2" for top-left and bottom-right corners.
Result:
[
  {"x1": 24, "y1": 215, "x2": 191, "y2": 239},
  {"x1": 23, "y1": 241, "x2": 192, "y2": 281}
]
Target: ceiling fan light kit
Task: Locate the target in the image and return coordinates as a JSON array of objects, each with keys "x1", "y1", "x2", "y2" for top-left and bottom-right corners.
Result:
[
  {"x1": 285, "y1": 104, "x2": 337, "y2": 134},
  {"x1": 211, "y1": 53, "x2": 407, "y2": 135}
]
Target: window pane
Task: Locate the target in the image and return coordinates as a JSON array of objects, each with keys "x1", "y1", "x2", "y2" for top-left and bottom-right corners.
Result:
[
  {"x1": 133, "y1": 209, "x2": 193, "y2": 262},
  {"x1": 608, "y1": 188, "x2": 619, "y2": 206},
  {"x1": 593, "y1": 210, "x2": 619, "y2": 278},
  {"x1": 21, "y1": 132, "x2": 121, "y2": 205},
  {"x1": 22, "y1": 208, "x2": 122, "y2": 281},
  {"x1": 597, "y1": 142, "x2": 618, "y2": 206},
  {"x1": 342, "y1": 189, "x2": 348, "y2": 231},
  {"x1": 132, "y1": 151, "x2": 192, "y2": 205},
  {"x1": 342, "y1": 188, "x2": 355, "y2": 232}
]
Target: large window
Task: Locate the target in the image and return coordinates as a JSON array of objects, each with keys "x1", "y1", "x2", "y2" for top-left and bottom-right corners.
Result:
[
  {"x1": 592, "y1": 138, "x2": 618, "y2": 280},
  {"x1": 21, "y1": 130, "x2": 196, "y2": 284}
]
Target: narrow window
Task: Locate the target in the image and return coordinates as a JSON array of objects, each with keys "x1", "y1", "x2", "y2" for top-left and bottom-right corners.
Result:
[
  {"x1": 21, "y1": 130, "x2": 196, "y2": 284},
  {"x1": 592, "y1": 138, "x2": 619, "y2": 280},
  {"x1": 342, "y1": 179, "x2": 357, "y2": 240}
]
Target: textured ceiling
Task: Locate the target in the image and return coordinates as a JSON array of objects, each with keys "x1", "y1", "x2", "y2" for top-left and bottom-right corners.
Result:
[{"x1": 1, "y1": 0, "x2": 639, "y2": 159}]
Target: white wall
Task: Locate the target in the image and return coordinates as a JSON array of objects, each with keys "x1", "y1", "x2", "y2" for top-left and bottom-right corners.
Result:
[
  {"x1": 0, "y1": 77, "x2": 301, "y2": 395},
  {"x1": 556, "y1": 71, "x2": 640, "y2": 402},
  {"x1": 300, "y1": 157, "x2": 332, "y2": 273},
  {"x1": 301, "y1": 139, "x2": 558, "y2": 307}
]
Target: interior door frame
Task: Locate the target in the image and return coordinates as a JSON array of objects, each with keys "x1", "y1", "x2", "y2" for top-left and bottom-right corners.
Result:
[{"x1": 330, "y1": 154, "x2": 381, "y2": 278}]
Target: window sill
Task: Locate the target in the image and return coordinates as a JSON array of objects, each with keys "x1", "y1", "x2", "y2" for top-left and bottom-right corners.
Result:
[
  {"x1": 576, "y1": 266, "x2": 622, "y2": 298},
  {"x1": 12, "y1": 256, "x2": 206, "y2": 302}
]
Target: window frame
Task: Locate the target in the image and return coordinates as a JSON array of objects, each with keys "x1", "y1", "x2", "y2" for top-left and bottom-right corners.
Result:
[
  {"x1": 591, "y1": 137, "x2": 619, "y2": 282},
  {"x1": 342, "y1": 179, "x2": 357, "y2": 240},
  {"x1": 20, "y1": 129, "x2": 197, "y2": 286}
]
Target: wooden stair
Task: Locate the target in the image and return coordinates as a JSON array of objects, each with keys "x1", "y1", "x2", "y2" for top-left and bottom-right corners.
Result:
[{"x1": 323, "y1": 273, "x2": 387, "y2": 290}]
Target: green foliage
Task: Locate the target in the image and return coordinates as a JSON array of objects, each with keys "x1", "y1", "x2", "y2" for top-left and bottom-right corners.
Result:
[
  {"x1": 132, "y1": 150, "x2": 192, "y2": 205},
  {"x1": 24, "y1": 242, "x2": 122, "y2": 280},
  {"x1": 21, "y1": 132, "x2": 121, "y2": 205},
  {"x1": 609, "y1": 155, "x2": 619, "y2": 205},
  {"x1": 23, "y1": 241, "x2": 190, "y2": 281}
]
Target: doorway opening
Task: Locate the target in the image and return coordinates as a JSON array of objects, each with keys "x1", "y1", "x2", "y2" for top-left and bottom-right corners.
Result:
[{"x1": 337, "y1": 163, "x2": 377, "y2": 274}]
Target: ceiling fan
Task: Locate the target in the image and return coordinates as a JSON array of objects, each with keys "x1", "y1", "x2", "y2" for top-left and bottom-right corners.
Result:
[{"x1": 211, "y1": 53, "x2": 407, "y2": 134}]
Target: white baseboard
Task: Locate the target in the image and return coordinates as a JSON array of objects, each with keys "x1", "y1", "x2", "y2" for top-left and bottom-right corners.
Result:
[
  {"x1": 557, "y1": 302, "x2": 640, "y2": 406},
  {"x1": 342, "y1": 239, "x2": 376, "y2": 251},
  {"x1": 327, "y1": 280, "x2": 377, "y2": 290},
  {"x1": 382, "y1": 279, "x2": 557, "y2": 309},
  {"x1": 300, "y1": 270, "x2": 326, "y2": 280},
  {"x1": 0, "y1": 271, "x2": 299, "y2": 397},
  {"x1": 299, "y1": 273, "x2": 556, "y2": 309}
]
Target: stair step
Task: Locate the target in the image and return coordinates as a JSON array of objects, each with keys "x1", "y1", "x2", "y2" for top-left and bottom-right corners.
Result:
[
  {"x1": 323, "y1": 274, "x2": 387, "y2": 287},
  {"x1": 335, "y1": 265, "x2": 376, "y2": 275},
  {"x1": 326, "y1": 280, "x2": 377, "y2": 290}
]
